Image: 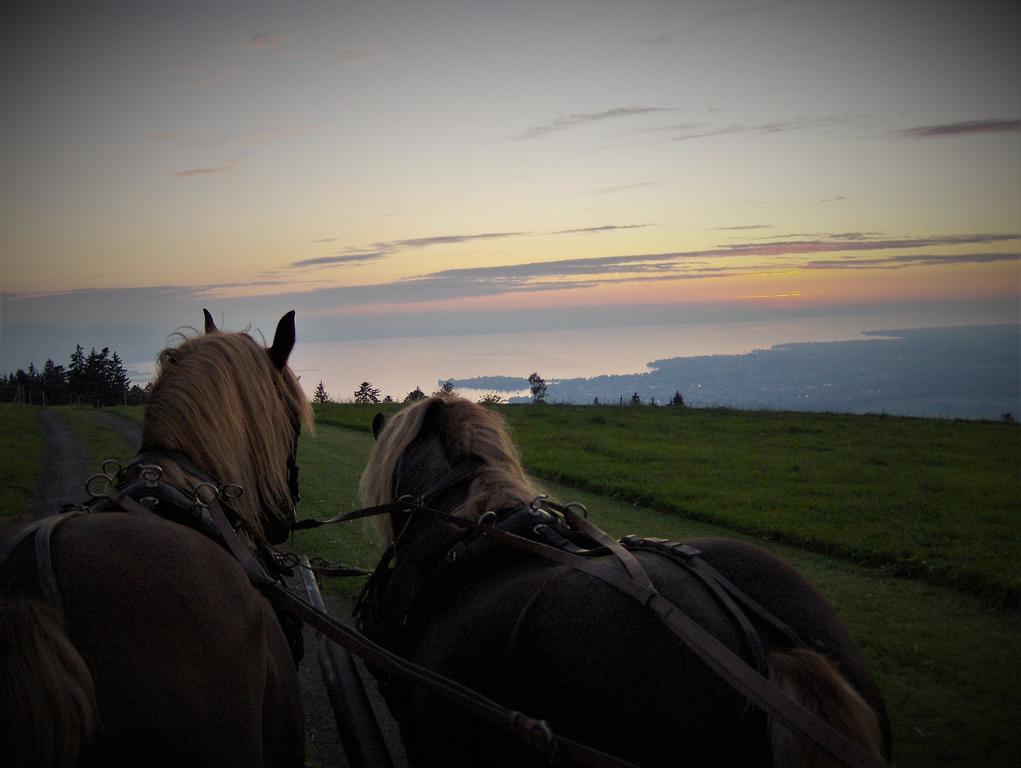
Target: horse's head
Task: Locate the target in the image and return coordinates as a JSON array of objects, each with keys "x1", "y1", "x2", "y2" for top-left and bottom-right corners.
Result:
[
  {"x1": 360, "y1": 396, "x2": 537, "y2": 543},
  {"x1": 140, "y1": 310, "x2": 312, "y2": 543}
]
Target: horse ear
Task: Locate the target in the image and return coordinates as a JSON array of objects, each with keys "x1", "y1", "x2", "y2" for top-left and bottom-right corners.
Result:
[
  {"x1": 268, "y1": 310, "x2": 296, "y2": 370},
  {"x1": 371, "y1": 412, "x2": 386, "y2": 440},
  {"x1": 203, "y1": 308, "x2": 218, "y2": 333}
]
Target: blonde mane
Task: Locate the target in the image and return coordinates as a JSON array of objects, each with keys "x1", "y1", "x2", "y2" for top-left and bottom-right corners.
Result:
[
  {"x1": 360, "y1": 396, "x2": 540, "y2": 542},
  {"x1": 137, "y1": 327, "x2": 312, "y2": 542}
]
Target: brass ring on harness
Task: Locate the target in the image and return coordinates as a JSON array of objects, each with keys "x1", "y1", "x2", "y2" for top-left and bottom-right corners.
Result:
[
  {"x1": 220, "y1": 483, "x2": 243, "y2": 500},
  {"x1": 192, "y1": 481, "x2": 220, "y2": 505},
  {"x1": 85, "y1": 473, "x2": 113, "y2": 498},
  {"x1": 565, "y1": 501, "x2": 588, "y2": 520},
  {"x1": 101, "y1": 459, "x2": 122, "y2": 478}
]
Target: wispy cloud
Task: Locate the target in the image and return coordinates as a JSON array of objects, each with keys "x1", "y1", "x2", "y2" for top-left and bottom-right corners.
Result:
[
  {"x1": 7, "y1": 233, "x2": 1019, "y2": 333},
  {"x1": 586, "y1": 181, "x2": 656, "y2": 195},
  {"x1": 714, "y1": 224, "x2": 771, "y2": 231},
  {"x1": 290, "y1": 252, "x2": 387, "y2": 268},
  {"x1": 893, "y1": 119, "x2": 1021, "y2": 139},
  {"x1": 513, "y1": 107, "x2": 672, "y2": 140},
  {"x1": 373, "y1": 232, "x2": 525, "y2": 250},
  {"x1": 670, "y1": 115, "x2": 854, "y2": 142},
  {"x1": 293, "y1": 226, "x2": 654, "y2": 270},
  {"x1": 553, "y1": 224, "x2": 653, "y2": 235},
  {"x1": 175, "y1": 165, "x2": 232, "y2": 178},
  {"x1": 244, "y1": 33, "x2": 292, "y2": 50},
  {"x1": 804, "y1": 252, "x2": 1021, "y2": 270}
]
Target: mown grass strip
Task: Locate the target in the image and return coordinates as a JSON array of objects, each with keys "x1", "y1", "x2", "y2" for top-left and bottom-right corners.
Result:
[
  {"x1": 55, "y1": 406, "x2": 138, "y2": 471},
  {"x1": 314, "y1": 403, "x2": 1021, "y2": 607},
  {"x1": 0, "y1": 404, "x2": 44, "y2": 519}
]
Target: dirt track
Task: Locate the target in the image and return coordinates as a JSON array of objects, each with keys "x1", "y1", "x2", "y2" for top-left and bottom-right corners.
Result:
[{"x1": 32, "y1": 408, "x2": 405, "y2": 768}]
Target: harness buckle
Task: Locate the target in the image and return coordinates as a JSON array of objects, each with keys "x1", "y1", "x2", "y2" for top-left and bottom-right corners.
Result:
[{"x1": 139, "y1": 464, "x2": 163, "y2": 487}]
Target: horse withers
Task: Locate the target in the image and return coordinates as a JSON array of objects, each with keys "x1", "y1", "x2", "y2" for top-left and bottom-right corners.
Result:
[
  {"x1": 357, "y1": 396, "x2": 891, "y2": 768},
  {"x1": 0, "y1": 311, "x2": 312, "y2": 768}
]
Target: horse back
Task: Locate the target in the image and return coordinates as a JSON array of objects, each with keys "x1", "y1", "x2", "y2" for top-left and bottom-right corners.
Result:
[
  {"x1": 1, "y1": 513, "x2": 303, "y2": 768},
  {"x1": 397, "y1": 536, "x2": 888, "y2": 767}
]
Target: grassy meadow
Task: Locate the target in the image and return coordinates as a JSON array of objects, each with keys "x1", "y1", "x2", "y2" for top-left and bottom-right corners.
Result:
[
  {"x1": 317, "y1": 403, "x2": 1021, "y2": 608},
  {"x1": 3, "y1": 402, "x2": 1019, "y2": 766},
  {"x1": 0, "y1": 403, "x2": 44, "y2": 519}
]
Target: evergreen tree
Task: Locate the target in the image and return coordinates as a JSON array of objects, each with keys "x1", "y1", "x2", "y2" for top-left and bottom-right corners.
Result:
[
  {"x1": 630, "y1": 391, "x2": 642, "y2": 406},
  {"x1": 528, "y1": 372, "x2": 547, "y2": 404},
  {"x1": 67, "y1": 344, "x2": 86, "y2": 403},
  {"x1": 127, "y1": 384, "x2": 148, "y2": 405},
  {"x1": 434, "y1": 380, "x2": 456, "y2": 397},
  {"x1": 354, "y1": 381, "x2": 381, "y2": 404},
  {"x1": 405, "y1": 387, "x2": 427, "y2": 403},
  {"x1": 40, "y1": 359, "x2": 67, "y2": 405},
  {"x1": 670, "y1": 390, "x2": 686, "y2": 407},
  {"x1": 110, "y1": 352, "x2": 131, "y2": 403},
  {"x1": 313, "y1": 380, "x2": 330, "y2": 404}
]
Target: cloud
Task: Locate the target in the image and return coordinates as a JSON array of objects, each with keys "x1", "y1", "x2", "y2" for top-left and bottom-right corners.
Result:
[
  {"x1": 586, "y1": 181, "x2": 656, "y2": 195},
  {"x1": 894, "y1": 119, "x2": 1021, "y2": 139},
  {"x1": 294, "y1": 226, "x2": 659, "y2": 271},
  {"x1": 669, "y1": 115, "x2": 854, "y2": 142},
  {"x1": 175, "y1": 166, "x2": 232, "y2": 177},
  {"x1": 373, "y1": 232, "x2": 525, "y2": 250},
  {"x1": 6, "y1": 233, "x2": 1018, "y2": 342},
  {"x1": 804, "y1": 252, "x2": 1021, "y2": 270},
  {"x1": 245, "y1": 33, "x2": 292, "y2": 50},
  {"x1": 513, "y1": 107, "x2": 672, "y2": 140},
  {"x1": 714, "y1": 224, "x2": 771, "y2": 231},
  {"x1": 291, "y1": 252, "x2": 387, "y2": 268},
  {"x1": 553, "y1": 224, "x2": 653, "y2": 235}
]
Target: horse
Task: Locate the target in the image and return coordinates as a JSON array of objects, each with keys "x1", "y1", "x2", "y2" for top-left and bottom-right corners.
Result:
[
  {"x1": 0, "y1": 310, "x2": 313, "y2": 768},
  {"x1": 356, "y1": 396, "x2": 891, "y2": 768}
]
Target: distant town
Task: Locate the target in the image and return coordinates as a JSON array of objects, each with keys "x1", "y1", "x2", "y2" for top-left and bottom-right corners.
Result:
[{"x1": 447, "y1": 324, "x2": 1021, "y2": 421}]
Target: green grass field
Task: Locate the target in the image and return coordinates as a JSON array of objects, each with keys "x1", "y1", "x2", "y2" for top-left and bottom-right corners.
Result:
[
  {"x1": 4, "y1": 402, "x2": 1020, "y2": 766},
  {"x1": 0, "y1": 403, "x2": 43, "y2": 519},
  {"x1": 316, "y1": 403, "x2": 1021, "y2": 608}
]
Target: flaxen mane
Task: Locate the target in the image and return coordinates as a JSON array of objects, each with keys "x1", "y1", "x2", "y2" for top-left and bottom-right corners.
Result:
[
  {"x1": 360, "y1": 396, "x2": 538, "y2": 542},
  {"x1": 137, "y1": 327, "x2": 312, "y2": 542}
]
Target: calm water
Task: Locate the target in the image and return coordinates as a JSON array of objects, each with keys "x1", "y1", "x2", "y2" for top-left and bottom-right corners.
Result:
[{"x1": 286, "y1": 304, "x2": 1013, "y2": 403}]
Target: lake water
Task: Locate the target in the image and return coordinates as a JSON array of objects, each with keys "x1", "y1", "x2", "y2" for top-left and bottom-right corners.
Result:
[{"x1": 286, "y1": 302, "x2": 1016, "y2": 403}]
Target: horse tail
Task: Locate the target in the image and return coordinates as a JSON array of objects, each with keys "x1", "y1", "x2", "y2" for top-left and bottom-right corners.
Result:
[
  {"x1": 0, "y1": 599, "x2": 98, "y2": 768},
  {"x1": 766, "y1": 648, "x2": 885, "y2": 767}
]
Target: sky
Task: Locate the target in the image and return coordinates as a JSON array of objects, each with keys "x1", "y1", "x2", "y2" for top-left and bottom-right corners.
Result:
[{"x1": 1, "y1": 0, "x2": 1019, "y2": 393}]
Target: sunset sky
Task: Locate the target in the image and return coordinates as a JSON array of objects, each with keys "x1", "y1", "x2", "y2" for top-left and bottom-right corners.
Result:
[{"x1": 1, "y1": 0, "x2": 1018, "y2": 390}]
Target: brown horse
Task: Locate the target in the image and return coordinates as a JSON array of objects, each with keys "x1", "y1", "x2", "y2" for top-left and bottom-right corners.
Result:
[
  {"x1": 357, "y1": 396, "x2": 891, "y2": 768},
  {"x1": 0, "y1": 311, "x2": 312, "y2": 768}
]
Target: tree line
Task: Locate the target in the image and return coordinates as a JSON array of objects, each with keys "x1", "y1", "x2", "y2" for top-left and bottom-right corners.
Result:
[
  {"x1": 311, "y1": 373, "x2": 686, "y2": 409},
  {"x1": 1, "y1": 344, "x2": 146, "y2": 407}
]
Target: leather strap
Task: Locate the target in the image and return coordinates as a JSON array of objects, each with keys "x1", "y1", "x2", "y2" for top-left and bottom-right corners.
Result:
[
  {"x1": 206, "y1": 498, "x2": 642, "y2": 768},
  {"x1": 432, "y1": 513, "x2": 886, "y2": 768}
]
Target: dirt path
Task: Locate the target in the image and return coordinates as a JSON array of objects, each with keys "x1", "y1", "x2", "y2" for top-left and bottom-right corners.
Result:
[
  {"x1": 30, "y1": 410, "x2": 90, "y2": 517},
  {"x1": 34, "y1": 409, "x2": 404, "y2": 768}
]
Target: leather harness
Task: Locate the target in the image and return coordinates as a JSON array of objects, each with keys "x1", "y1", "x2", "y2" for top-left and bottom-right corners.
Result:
[{"x1": 2, "y1": 456, "x2": 888, "y2": 768}]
